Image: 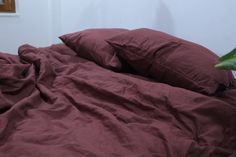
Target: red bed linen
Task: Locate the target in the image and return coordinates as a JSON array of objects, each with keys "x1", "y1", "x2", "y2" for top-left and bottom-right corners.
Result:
[{"x1": 0, "y1": 44, "x2": 235, "y2": 157}]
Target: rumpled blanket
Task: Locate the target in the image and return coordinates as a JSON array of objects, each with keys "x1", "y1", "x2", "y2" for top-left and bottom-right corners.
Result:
[{"x1": 0, "y1": 44, "x2": 235, "y2": 157}]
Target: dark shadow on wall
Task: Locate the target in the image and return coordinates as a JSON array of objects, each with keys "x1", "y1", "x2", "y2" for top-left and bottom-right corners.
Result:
[{"x1": 153, "y1": 0, "x2": 175, "y2": 34}]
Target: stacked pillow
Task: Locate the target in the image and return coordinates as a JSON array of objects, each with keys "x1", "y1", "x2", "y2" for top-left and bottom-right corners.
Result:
[
  {"x1": 60, "y1": 28, "x2": 235, "y2": 95},
  {"x1": 60, "y1": 28, "x2": 127, "y2": 71}
]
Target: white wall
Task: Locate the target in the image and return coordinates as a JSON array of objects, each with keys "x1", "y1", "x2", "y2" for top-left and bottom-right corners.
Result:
[
  {"x1": 60, "y1": 0, "x2": 236, "y2": 56},
  {"x1": 60, "y1": 0, "x2": 159, "y2": 34},
  {"x1": 0, "y1": 0, "x2": 236, "y2": 58},
  {"x1": 160, "y1": 0, "x2": 236, "y2": 56},
  {"x1": 49, "y1": 0, "x2": 61, "y2": 44},
  {"x1": 0, "y1": 0, "x2": 52, "y2": 53}
]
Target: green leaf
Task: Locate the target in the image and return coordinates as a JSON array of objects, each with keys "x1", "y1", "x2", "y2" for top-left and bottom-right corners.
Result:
[
  {"x1": 215, "y1": 57, "x2": 236, "y2": 70},
  {"x1": 219, "y1": 48, "x2": 236, "y2": 62}
]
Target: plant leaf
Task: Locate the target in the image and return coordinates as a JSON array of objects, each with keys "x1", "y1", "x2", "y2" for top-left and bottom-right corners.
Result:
[
  {"x1": 215, "y1": 57, "x2": 236, "y2": 70},
  {"x1": 219, "y1": 48, "x2": 236, "y2": 62}
]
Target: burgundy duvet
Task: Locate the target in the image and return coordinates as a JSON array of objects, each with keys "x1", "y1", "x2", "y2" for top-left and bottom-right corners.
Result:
[{"x1": 0, "y1": 44, "x2": 236, "y2": 157}]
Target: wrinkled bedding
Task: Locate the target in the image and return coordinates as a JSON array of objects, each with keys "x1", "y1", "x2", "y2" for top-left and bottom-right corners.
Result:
[{"x1": 0, "y1": 44, "x2": 236, "y2": 157}]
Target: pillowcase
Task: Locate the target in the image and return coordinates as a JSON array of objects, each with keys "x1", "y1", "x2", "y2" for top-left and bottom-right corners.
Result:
[
  {"x1": 107, "y1": 28, "x2": 235, "y2": 95},
  {"x1": 59, "y1": 28, "x2": 128, "y2": 71}
]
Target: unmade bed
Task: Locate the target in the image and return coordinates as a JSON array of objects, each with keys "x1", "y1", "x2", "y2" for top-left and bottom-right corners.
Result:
[{"x1": 0, "y1": 28, "x2": 236, "y2": 157}]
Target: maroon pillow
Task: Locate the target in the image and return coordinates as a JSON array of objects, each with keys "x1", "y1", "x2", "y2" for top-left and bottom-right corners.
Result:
[
  {"x1": 107, "y1": 28, "x2": 235, "y2": 95},
  {"x1": 59, "y1": 28, "x2": 128, "y2": 71}
]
